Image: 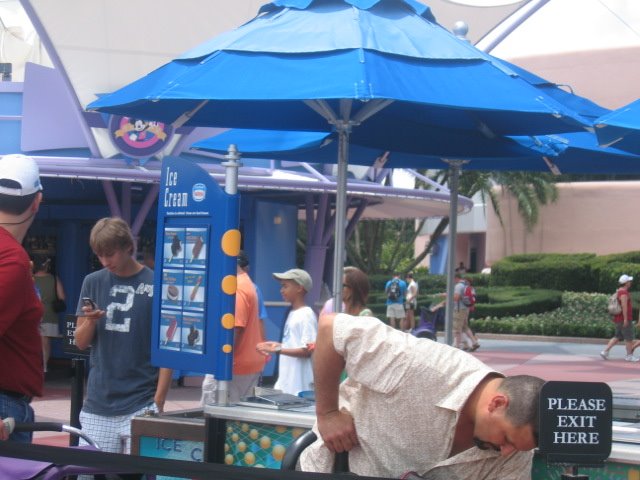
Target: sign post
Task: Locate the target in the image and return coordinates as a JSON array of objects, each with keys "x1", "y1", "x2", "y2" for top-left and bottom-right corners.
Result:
[{"x1": 538, "y1": 381, "x2": 612, "y2": 479}]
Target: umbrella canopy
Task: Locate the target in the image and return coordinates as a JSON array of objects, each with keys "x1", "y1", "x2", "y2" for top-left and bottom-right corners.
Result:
[
  {"x1": 191, "y1": 128, "x2": 541, "y2": 165},
  {"x1": 594, "y1": 98, "x2": 640, "y2": 154},
  {"x1": 88, "y1": 0, "x2": 593, "y2": 136},
  {"x1": 194, "y1": 130, "x2": 640, "y2": 174},
  {"x1": 88, "y1": 0, "x2": 599, "y2": 345}
]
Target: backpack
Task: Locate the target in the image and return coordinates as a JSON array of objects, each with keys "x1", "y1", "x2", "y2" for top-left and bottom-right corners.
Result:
[
  {"x1": 462, "y1": 284, "x2": 476, "y2": 309},
  {"x1": 607, "y1": 292, "x2": 622, "y2": 316},
  {"x1": 387, "y1": 279, "x2": 401, "y2": 301}
]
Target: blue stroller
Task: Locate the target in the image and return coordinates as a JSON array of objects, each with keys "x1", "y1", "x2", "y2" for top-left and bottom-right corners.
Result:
[{"x1": 410, "y1": 305, "x2": 444, "y2": 341}]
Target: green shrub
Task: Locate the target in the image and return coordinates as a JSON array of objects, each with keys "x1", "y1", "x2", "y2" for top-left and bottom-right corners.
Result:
[
  {"x1": 490, "y1": 251, "x2": 640, "y2": 293},
  {"x1": 491, "y1": 254, "x2": 596, "y2": 292},
  {"x1": 471, "y1": 292, "x2": 617, "y2": 338},
  {"x1": 473, "y1": 287, "x2": 562, "y2": 318}
]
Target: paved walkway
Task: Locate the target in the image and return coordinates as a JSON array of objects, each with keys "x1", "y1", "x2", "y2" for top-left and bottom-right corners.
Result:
[{"x1": 31, "y1": 334, "x2": 640, "y2": 446}]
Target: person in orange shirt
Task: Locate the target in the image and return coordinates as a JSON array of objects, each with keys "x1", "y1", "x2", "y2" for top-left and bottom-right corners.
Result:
[
  {"x1": 201, "y1": 252, "x2": 266, "y2": 403},
  {"x1": 231, "y1": 251, "x2": 267, "y2": 399}
]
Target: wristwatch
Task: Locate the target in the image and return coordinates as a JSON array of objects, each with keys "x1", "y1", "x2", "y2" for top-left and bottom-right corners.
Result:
[{"x1": 274, "y1": 344, "x2": 282, "y2": 353}]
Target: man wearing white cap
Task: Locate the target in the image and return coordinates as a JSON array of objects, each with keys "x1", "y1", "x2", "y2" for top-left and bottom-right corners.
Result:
[
  {"x1": 0, "y1": 154, "x2": 44, "y2": 442},
  {"x1": 600, "y1": 274, "x2": 639, "y2": 362}
]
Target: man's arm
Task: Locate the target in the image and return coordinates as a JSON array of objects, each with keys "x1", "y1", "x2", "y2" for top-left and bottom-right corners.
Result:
[
  {"x1": 314, "y1": 313, "x2": 359, "y2": 453},
  {"x1": 74, "y1": 308, "x2": 104, "y2": 350},
  {"x1": 621, "y1": 292, "x2": 630, "y2": 326},
  {"x1": 0, "y1": 419, "x2": 8, "y2": 441},
  {"x1": 154, "y1": 368, "x2": 173, "y2": 413},
  {"x1": 256, "y1": 341, "x2": 312, "y2": 358}
]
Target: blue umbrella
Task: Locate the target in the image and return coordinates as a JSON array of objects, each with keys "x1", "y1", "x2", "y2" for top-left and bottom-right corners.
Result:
[
  {"x1": 193, "y1": 130, "x2": 640, "y2": 174},
  {"x1": 88, "y1": 0, "x2": 600, "y2": 345},
  {"x1": 192, "y1": 128, "x2": 541, "y2": 164},
  {"x1": 594, "y1": 99, "x2": 640, "y2": 154},
  {"x1": 89, "y1": 1, "x2": 593, "y2": 135}
]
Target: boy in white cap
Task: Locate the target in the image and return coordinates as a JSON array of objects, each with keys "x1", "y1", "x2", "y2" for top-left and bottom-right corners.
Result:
[
  {"x1": 601, "y1": 274, "x2": 639, "y2": 362},
  {"x1": 257, "y1": 268, "x2": 317, "y2": 395},
  {"x1": 0, "y1": 154, "x2": 44, "y2": 442}
]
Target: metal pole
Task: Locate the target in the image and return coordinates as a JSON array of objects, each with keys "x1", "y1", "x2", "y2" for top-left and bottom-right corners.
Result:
[
  {"x1": 69, "y1": 357, "x2": 85, "y2": 446},
  {"x1": 222, "y1": 144, "x2": 241, "y2": 195},
  {"x1": 444, "y1": 162, "x2": 462, "y2": 346},
  {"x1": 475, "y1": 0, "x2": 551, "y2": 53},
  {"x1": 560, "y1": 465, "x2": 589, "y2": 479},
  {"x1": 218, "y1": 144, "x2": 242, "y2": 406},
  {"x1": 332, "y1": 125, "x2": 350, "y2": 311}
]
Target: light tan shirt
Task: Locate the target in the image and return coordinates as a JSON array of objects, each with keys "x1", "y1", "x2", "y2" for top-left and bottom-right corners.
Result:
[{"x1": 300, "y1": 314, "x2": 533, "y2": 479}]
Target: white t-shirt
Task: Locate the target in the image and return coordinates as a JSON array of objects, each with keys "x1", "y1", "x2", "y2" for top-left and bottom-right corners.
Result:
[
  {"x1": 406, "y1": 279, "x2": 419, "y2": 302},
  {"x1": 274, "y1": 305, "x2": 318, "y2": 395}
]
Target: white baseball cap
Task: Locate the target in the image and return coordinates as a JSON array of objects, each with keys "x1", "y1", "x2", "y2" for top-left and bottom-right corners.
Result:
[
  {"x1": 273, "y1": 268, "x2": 313, "y2": 293},
  {"x1": 0, "y1": 154, "x2": 42, "y2": 196},
  {"x1": 619, "y1": 274, "x2": 633, "y2": 284}
]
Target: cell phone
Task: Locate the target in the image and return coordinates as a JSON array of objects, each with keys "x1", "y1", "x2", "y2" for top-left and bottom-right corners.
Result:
[{"x1": 82, "y1": 297, "x2": 97, "y2": 309}]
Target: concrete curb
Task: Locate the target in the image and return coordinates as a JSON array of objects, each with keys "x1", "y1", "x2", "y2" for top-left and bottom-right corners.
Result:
[{"x1": 474, "y1": 332, "x2": 607, "y2": 345}]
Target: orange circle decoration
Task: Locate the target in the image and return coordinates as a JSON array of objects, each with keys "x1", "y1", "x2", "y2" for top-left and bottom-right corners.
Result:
[
  {"x1": 221, "y1": 229, "x2": 241, "y2": 257},
  {"x1": 223, "y1": 344, "x2": 233, "y2": 353},
  {"x1": 222, "y1": 275, "x2": 237, "y2": 295},
  {"x1": 221, "y1": 313, "x2": 235, "y2": 330}
]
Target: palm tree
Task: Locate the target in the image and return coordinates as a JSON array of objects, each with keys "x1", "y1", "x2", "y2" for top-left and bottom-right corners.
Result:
[{"x1": 345, "y1": 170, "x2": 559, "y2": 275}]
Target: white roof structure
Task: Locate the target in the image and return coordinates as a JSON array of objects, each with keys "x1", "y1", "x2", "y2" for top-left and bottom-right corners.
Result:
[
  {"x1": 4, "y1": 0, "x2": 637, "y2": 109},
  {"x1": 479, "y1": 0, "x2": 640, "y2": 109}
]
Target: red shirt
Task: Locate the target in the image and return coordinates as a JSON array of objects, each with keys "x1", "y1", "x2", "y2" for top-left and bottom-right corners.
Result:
[
  {"x1": 0, "y1": 227, "x2": 44, "y2": 397},
  {"x1": 614, "y1": 286, "x2": 632, "y2": 324}
]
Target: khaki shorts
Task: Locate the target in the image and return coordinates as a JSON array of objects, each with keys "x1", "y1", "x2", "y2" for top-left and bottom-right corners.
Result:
[
  {"x1": 615, "y1": 321, "x2": 635, "y2": 342},
  {"x1": 39, "y1": 322, "x2": 60, "y2": 338},
  {"x1": 452, "y1": 309, "x2": 468, "y2": 333},
  {"x1": 386, "y1": 303, "x2": 405, "y2": 319}
]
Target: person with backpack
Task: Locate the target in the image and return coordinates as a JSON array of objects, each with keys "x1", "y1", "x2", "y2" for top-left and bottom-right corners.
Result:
[
  {"x1": 385, "y1": 273, "x2": 407, "y2": 330},
  {"x1": 453, "y1": 274, "x2": 480, "y2": 351},
  {"x1": 600, "y1": 274, "x2": 639, "y2": 362}
]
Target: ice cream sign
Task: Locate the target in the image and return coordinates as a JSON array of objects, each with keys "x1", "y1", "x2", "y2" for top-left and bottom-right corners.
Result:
[{"x1": 152, "y1": 156, "x2": 239, "y2": 377}]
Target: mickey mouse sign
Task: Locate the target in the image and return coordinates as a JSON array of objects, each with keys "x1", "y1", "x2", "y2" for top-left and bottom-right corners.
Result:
[{"x1": 108, "y1": 115, "x2": 173, "y2": 159}]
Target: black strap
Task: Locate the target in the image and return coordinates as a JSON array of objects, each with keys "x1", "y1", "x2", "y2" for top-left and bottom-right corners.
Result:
[
  {"x1": 0, "y1": 441, "x2": 390, "y2": 480},
  {"x1": 333, "y1": 451, "x2": 350, "y2": 473}
]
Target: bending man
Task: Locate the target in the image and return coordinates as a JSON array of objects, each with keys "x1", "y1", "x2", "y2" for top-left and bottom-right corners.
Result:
[{"x1": 300, "y1": 313, "x2": 544, "y2": 479}]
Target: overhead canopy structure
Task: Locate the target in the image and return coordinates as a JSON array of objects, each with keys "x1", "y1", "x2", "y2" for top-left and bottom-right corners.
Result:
[{"x1": 32, "y1": 154, "x2": 472, "y2": 221}]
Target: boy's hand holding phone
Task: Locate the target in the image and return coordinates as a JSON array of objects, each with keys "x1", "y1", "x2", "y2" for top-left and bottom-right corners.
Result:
[
  {"x1": 81, "y1": 297, "x2": 104, "y2": 319},
  {"x1": 82, "y1": 297, "x2": 97, "y2": 309}
]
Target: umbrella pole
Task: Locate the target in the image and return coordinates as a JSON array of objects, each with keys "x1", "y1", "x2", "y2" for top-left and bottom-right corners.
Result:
[
  {"x1": 332, "y1": 126, "x2": 350, "y2": 312},
  {"x1": 219, "y1": 143, "x2": 242, "y2": 406},
  {"x1": 444, "y1": 161, "x2": 462, "y2": 346}
]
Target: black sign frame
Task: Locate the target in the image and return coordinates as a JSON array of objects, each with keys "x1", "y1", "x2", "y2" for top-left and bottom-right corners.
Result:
[{"x1": 538, "y1": 381, "x2": 612, "y2": 466}]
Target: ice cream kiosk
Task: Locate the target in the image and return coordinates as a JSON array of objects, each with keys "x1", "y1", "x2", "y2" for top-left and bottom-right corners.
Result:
[{"x1": 135, "y1": 150, "x2": 315, "y2": 471}]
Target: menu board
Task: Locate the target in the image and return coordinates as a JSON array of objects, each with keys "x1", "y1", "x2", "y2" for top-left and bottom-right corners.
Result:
[
  {"x1": 151, "y1": 156, "x2": 239, "y2": 377},
  {"x1": 158, "y1": 227, "x2": 208, "y2": 355}
]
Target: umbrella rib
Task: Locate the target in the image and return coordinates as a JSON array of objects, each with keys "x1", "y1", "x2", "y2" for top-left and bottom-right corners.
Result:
[
  {"x1": 304, "y1": 99, "x2": 339, "y2": 125},
  {"x1": 172, "y1": 100, "x2": 209, "y2": 128},
  {"x1": 542, "y1": 156, "x2": 562, "y2": 175},
  {"x1": 351, "y1": 99, "x2": 394, "y2": 124}
]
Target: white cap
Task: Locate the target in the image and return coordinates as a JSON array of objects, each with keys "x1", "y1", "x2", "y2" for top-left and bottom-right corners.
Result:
[
  {"x1": 619, "y1": 274, "x2": 633, "y2": 284},
  {"x1": 273, "y1": 268, "x2": 312, "y2": 293},
  {"x1": 0, "y1": 154, "x2": 42, "y2": 196}
]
